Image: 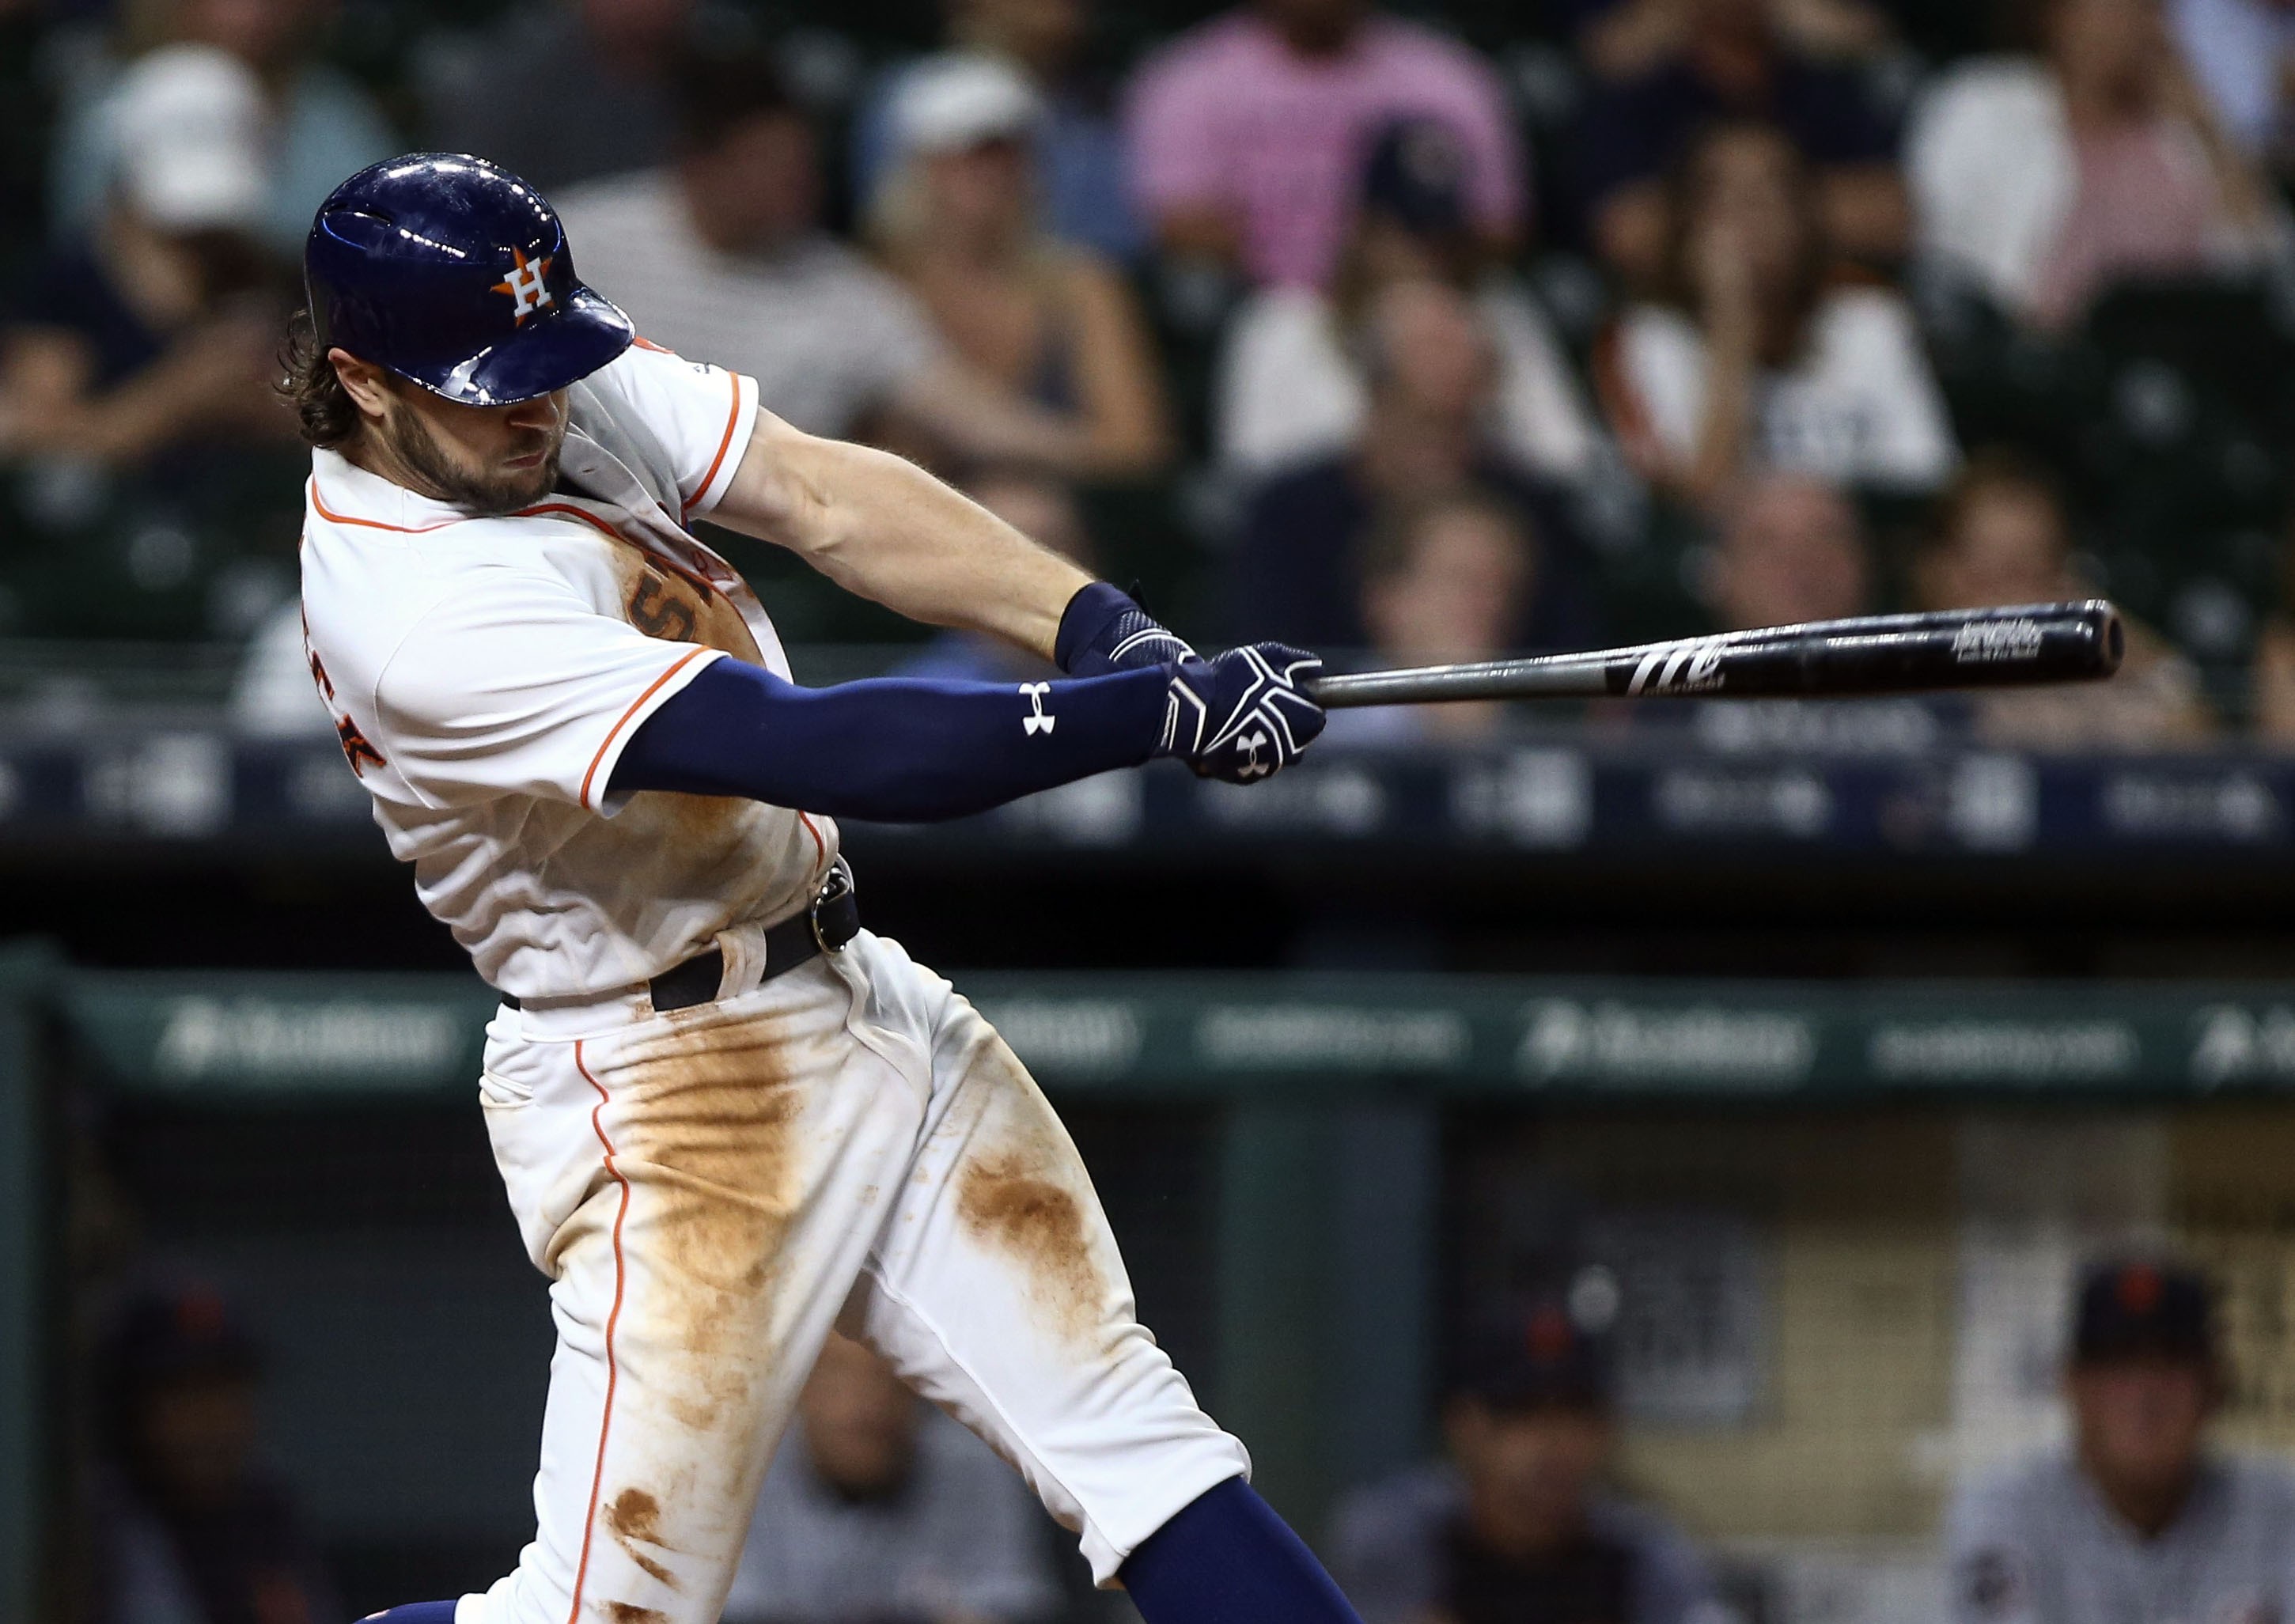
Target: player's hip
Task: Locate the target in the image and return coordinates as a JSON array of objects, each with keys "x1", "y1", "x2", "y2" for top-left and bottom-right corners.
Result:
[{"x1": 473, "y1": 937, "x2": 925, "y2": 1270}]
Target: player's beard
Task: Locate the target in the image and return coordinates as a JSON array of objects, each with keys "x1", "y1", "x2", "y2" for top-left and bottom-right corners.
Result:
[{"x1": 385, "y1": 403, "x2": 566, "y2": 517}]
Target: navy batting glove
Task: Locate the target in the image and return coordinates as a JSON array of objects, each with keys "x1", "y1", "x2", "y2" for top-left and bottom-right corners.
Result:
[
  {"x1": 1056, "y1": 581, "x2": 1196, "y2": 677},
  {"x1": 1158, "y1": 644, "x2": 1326, "y2": 783}
]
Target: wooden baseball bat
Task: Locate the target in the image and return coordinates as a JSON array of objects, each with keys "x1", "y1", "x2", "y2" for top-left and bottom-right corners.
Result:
[{"x1": 1301, "y1": 600, "x2": 2125, "y2": 708}]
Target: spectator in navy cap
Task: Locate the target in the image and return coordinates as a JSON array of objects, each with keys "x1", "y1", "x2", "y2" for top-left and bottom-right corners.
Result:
[
  {"x1": 92, "y1": 1283, "x2": 339, "y2": 1624},
  {"x1": 1946, "y1": 1257, "x2": 2295, "y2": 1624},
  {"x1": 1328, "y1": 1285, "x2": 1727, "y2": 1624}
]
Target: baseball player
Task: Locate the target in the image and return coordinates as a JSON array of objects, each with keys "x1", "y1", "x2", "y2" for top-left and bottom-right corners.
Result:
[
  {"x1": 291, "y1": 153, "x2": 1356, "y2": 1624},
  {"x1": 1947, "y1": 1259, "x2": 2295, "y2": 1624}
]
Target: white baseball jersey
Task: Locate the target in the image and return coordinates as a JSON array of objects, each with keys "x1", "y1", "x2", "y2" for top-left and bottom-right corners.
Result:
[
  {"x1": 298, "y1": 341, "x2": 838, "y2": 999},
  {"x1": 299, "y1": 337, "x2": 1250, "y2": 1624}
]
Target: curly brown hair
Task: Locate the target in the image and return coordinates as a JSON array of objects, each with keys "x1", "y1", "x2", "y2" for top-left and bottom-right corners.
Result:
[{"x1": 276, "y1": 309, "x2": 362, "y2": 449}]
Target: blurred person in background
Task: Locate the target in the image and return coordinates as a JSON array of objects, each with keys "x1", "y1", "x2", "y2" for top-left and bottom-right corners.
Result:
[
  {"x1": 869, "y1": 55, "x2": 1171, "y2": 481},
  {"x1": 1701, "y1": 471, "x2": 1870, "y2": 630},
  {"x1": 2168, "y1": 0, "x2": 2295, "y2": 173},
  {"x1": 721, "y1": 1332, "x2": 1061, "y2": 1624},
  {"x1": 2, "y1": 0, "x2": 56, "y2": 292},
  {"x1": 895, "y1": 470, "x2": 1096, "y2": 682},
  {"x1": 1320, "y1": 486, "x2": 1544, "y2": 748},
  {"x1": 851, "y1": 0, "x2": 1142, "y2": 259},
  {"x1": 424, "y1": 0, "x2": 695, "y2": 195},
  {"x1": 558, "y1": 49, "x2": 1164, "y2": 483},
  {"x1": 49, "y1": 0, "x2": 395, "y2": 258},
  {"x1": 0, "y1": 44, "x2": 291, "y2": 470},
  {"x1": 2244, "y1": 502, "x2": 2295, "y2": 742},
  {"x1": 1331, "y1": 1296, "x2": 1723, "y2": 1624},
  {"x1": 1121, "y1": 0, "x2": 1525, "y2": 291},
  {"x1": 1233, "y1": 276, "x2": 1600, "y2": 652},
  {"x1": 1597, "y1": 120, "x2": 1955, "y2": 505},
  {"x1": 93, "y1": 1284, "x2": 340, "y2": 1624},
  {"x1": 1916, "y1": 452, "x2": 2212, "y2": 745},
  {"x1": 1217, "y1": 117, "x2": 1600, "y2": 486},
  {"x1": 1572, "y1": 0, "x2": 1906, "y2": 290},
  {"x1": 1947, "y1": 1258, "x2": 2295, "y2": 1624},
  {"x1": 1907, "y1": 0, "x2": 2275, "y2": 332},
  {"x1": 1570, "y1": 0, "x2": 1897, "y2": 83}
]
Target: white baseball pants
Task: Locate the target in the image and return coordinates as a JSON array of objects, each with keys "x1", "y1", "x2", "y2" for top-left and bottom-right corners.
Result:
[{"x1": 460, "y1": 929, "x2": 1249, "y2": 1624}]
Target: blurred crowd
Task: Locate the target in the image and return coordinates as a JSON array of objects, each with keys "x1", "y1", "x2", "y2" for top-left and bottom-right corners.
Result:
[
  {"x1": 93, "y1": 1252, "x2": 2295, "y2": 1624},
  {"x1": 7, "y1": 0, "x2": 2295, "y2": 746}
]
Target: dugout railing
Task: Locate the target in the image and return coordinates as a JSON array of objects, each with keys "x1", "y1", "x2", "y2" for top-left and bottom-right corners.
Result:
[{"x1": 16, "y1": 964, "x2": 2295, "y2": 1615}]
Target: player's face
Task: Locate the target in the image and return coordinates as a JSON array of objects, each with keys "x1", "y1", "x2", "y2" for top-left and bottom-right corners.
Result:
[
  {"x1": 2070, "y1": 1356, "x2": 2214, "y2": 1497},
  {"x1": 378, "y1": 381, "x2": 570, "y2": 517},
  {"x1": 134, "y1": 1373, "x2": 260, "y2": 1512},
  {"x1": 1446, "y1": 1395, "x2": 1612, "y2": 1557}
]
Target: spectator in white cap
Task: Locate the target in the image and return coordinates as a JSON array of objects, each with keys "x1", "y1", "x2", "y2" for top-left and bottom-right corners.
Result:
[
  {"x1": 0, "y1": 43, "x2": 294, "y2": 471},
  {"x1": 47, "y1": 0, "x2": 396, "y2": 257},
  {"x1": 869, "y1": 52, "x2": 1171, "y2": 481},
  {"x1": 850, "y1": 0, "x2": 1144, "y2": 261}
]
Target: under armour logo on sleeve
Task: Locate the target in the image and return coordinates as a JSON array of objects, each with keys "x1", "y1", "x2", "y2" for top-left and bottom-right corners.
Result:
[{"x1": 1021, "y1": 682, "x2": 1055, "y2": 736}]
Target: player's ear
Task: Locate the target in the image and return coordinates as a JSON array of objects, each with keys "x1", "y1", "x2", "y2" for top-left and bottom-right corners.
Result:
[{"x1": 328, "y1": 347, "x2": 396, "y2": 424}]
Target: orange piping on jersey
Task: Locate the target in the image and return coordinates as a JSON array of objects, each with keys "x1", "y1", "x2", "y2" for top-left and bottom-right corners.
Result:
[
  {"x1": 797, "y1": 812, "x2": 827, "y2": 872},
  {"x1": 631, "y1": 335, "x2": 675, "y2": 354},
  {"x1": 310, "y1": 449, "x2": 732, "y2": 603},
  {"x1": 511, "y1": 502, "x2": 628, "y2": 539},
  {"x1": 566, "y1": 1040, "x2": 631, "y2": 1624},
  {"x1": 312, "y1": 480, "x2": 718, "y2": 601},
  {"x1": 581, "y1": 649, "x2": 711, "y2": 808},
  {"x1": 307, "y1": 479, "x2": 470, "y2": 534},
  {"x1": 684, "y1": 372, "x2": 746, "y2": 521}
]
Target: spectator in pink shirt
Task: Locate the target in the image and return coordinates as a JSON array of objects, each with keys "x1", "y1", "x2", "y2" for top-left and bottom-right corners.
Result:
[{"x1": 1121, "y1": 0, "x2": 1526, "y2": 289}]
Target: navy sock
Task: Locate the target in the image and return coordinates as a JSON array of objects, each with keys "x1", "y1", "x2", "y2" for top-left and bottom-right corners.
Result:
[
  {"x1": 359, "y1": 1604, "x2": 457, "y2": 1623},
  {"x1": 1119, "y1": 1477, "x2": 1364, "y2": 1624}
]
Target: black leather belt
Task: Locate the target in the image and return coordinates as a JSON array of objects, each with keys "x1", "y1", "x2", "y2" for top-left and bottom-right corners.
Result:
[{"x1": 504, "y1": 860, "x2": 859, "y2": 1013}]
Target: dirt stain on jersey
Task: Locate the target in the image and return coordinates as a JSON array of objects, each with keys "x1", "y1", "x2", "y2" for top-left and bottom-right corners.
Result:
[
  {"x1": 604, "y1": 542, "x2": 792, "y2": 894},
  {"x1": 611, "y1": 1010, "x2": 812, "y2": 1434},
  {"x1": 603, "y1": 1487, "x2": 677, "y2": 1588},
  {"x1": 604, "y1": 1604, "x2": 666, "y2": 1624},
  {"x1": 955, "y1": 1039, "x2": 1108, "y2": 1345},
  {"x1": 609, "y1": 546, "x2": 762, "y2": 664}
]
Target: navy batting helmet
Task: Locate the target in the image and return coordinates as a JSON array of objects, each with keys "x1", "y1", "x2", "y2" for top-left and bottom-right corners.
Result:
[{"x1": 304, "y1": 153, "x2": 633, "y2": 407}]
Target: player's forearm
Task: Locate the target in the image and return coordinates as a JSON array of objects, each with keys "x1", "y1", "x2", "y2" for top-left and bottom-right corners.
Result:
[
  {"x1": 718, "y1": 419, "x2": 1090, "y2": 659},
  {"x1": 610, "y1": 657, "x2": 1169, "y2": 821}
]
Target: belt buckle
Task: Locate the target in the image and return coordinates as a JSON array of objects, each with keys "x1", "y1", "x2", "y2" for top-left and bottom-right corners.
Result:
[{"x1": 809, "y1": 857, "x2": 856, "y2": 955}]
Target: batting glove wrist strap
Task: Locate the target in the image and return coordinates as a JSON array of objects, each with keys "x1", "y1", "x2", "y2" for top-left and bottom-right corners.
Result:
[
  {"x1": 1056, "y1": 581, "x2": 1196, "y2": 677},
  {"x1": 1157, "y1": 644, "x2": 1327, "y2": 783}
]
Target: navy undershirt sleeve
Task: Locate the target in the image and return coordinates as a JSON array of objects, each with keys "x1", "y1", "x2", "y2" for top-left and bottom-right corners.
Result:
[{"x1": 608, "y1": 656, "x2": 1170, "y2": 822}]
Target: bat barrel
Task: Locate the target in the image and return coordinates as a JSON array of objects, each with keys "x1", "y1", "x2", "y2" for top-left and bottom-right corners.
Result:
[{"x1": 1303, "y1": 600, "x2": 2126, "y2": 709}]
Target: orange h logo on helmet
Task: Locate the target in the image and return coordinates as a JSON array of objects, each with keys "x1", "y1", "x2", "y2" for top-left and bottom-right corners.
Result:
[{"x1": 492, "y1": 248, "x2": 555, "y2": 323}]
